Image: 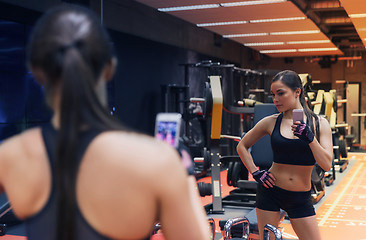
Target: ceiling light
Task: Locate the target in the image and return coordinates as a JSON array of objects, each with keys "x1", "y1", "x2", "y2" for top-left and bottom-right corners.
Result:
[
  {"x1": 349, "y1": 13, "x2": 366, "y2": 18},
  {"x1": 244, "y1": 42, "x2": 284, "y2": 46},
  {"x1": 223, "y1": 33, "x2": 268, "y2": 38},
  {"x1": 221, "y1": 0, "x2": 287, "y2": 7},
  {"x1": 197, "y1": 20, "x2": 248, "y2": 27},
  {"x1": 250, "y1": 16, "x2": 305, "y2": 23},
  {"x1": 197, "y1": 16, "x2": 305, "y2": 27},
  {"x1": 260, "y1": 49, "x2": 297, "y2": 53},
  {"x1": 287, "y1": 40, "x2": 330, "y2": 44},
  {"x1": 158, "y1": 0, "x2": 287, "y2": 12},
  {"x1": 158, "y1": 4, "x2": 220, "y2": 12},
  {"x1": 271, "y1": 30, "x2": 320, "y2": 35},
  {"x1": 298, "y1": 47, "x2": 338, "y2": 52}
]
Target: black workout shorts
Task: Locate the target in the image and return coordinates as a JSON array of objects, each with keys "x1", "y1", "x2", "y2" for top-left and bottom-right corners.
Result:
[{"x1": 256, "y1": 184, "x2": 315, "y2": 219}]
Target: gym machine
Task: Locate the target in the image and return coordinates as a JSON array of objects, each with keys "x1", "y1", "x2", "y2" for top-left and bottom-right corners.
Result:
[{"x1": 311, "y1": 88, "x2": 349, "y2": 175}]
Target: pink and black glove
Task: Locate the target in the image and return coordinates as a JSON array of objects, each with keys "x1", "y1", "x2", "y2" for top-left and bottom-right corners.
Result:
[
  {"x1": 252, "y1": 170, "x2": 275, "y2": 188},
  {"x1": 293, "y1": 121, "x2": 314, "y2": 144}
]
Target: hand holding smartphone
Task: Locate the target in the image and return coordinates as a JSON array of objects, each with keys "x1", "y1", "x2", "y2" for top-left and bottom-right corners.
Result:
[
  {"x1": 154, "y1": 113, "x2": 182, "y2": 148},
  {"x1": 292, "y1": 109, "x2": 304, "y2": 123}
]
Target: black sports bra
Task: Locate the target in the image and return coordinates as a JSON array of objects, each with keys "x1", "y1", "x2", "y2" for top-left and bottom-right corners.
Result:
[
  {"x1": 24, "y1": 123, "x2": 150, "y2": 240},
  {"x1": 271, "y1": 113, "x2": 316, "y2": 166}
]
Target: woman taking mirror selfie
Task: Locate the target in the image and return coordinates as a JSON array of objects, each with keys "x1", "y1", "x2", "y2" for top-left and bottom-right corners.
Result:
[
  {"x1": 0, "y1": 5, "x2": 210, "y2": 240},
  {"x1": 237, "y1": 70, "x2": 333, "y2": 240}
]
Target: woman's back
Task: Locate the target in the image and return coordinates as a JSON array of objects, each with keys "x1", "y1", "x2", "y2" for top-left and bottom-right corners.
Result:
[
  {"x1": 0, "y1": 125, "x2": 202, "y2": 239},
  {"x1": 4, "y1": 5, "x2": 210, "y2": 240}
]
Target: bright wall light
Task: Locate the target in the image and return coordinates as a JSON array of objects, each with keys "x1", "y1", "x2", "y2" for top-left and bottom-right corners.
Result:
[
  {"x1": 260, "y1": 49, "x2": 297, "y2": 53},
  {"x1": 244, "y1": 42, "x2": 284, "y2": 46},
  {"x1": 336, "y1": 80, "x2": 346, "y2": 84},
  {"x1": 312, "y1": 80, "x2": 321, "y2": 84}
]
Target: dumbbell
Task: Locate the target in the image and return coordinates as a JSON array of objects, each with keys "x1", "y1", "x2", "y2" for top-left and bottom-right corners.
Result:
[
  {"x1": 194, "y1": 148, "x2": 212, "y2": 178},
  {"x1": 208, "y1": 218, "x2": 215, "y2": 240},
  {"x1": 197, "y1": 182, "x2": 212, "y2": 197},
  {"x1": 263, "y1": 224, "x2": 282, "y2": 240},
  {"x1": 223, "y1": 217, "x2": 249, "y2": 240}
]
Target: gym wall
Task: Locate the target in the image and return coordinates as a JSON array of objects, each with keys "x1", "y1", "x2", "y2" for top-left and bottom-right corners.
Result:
[
  {"x1": 0, "y1": 0, "x2": 241, "y2": 138},
  {"x1": 1, "y1": 0, "x2": 366, "y2": 144}
]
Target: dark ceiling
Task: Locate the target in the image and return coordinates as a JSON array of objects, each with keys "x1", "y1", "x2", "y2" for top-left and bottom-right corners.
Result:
[{"x1": 293, "y1": 0, "x2": 363, "y2": 55}]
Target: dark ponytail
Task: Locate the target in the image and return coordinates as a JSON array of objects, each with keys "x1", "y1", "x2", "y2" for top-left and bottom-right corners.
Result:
[
  {"x1": 27, "y1": 5, "x2": 123, "y2": 240},
  {"x1": 272, "y1": 70, "x2": 320, "y2": 140}
]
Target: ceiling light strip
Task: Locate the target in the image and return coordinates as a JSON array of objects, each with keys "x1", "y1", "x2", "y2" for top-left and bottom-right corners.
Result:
[
  {"x1": 298, "y1": 48, "x2": 338, "y2": 52},
  {"x1": 223, "y1": 33, "x2": 268, "y2": 38},
  {"x1": 158, "y1": 4, "x2": 220, "y2": 12},
  {"x1": 249, "y1": 16, "x2": 305, "y2": 23},
  {"x1": 271, "y1": 30, "x2": 320, "y2": 35},
  {"x1": 221, "y1": 0, "x2": 287, "y2": 7},
  {"x1": 260, "y1": 47, "x2": 339, "y2": 54},
  {"x1": 260, "y1": 49, "x2": 297, "y2": 53},
  {"x1": 225, "y1": 30, "x2": 320, "y2": 38},
  {"x1": 245, "y1": 42, "x2": 284, "y2": 46},
  {"x1": 243, "y1": 40, "x2": 331, "y2": 46},
  {"x1": 287, "y1": 40, "x2": 330, "y2": 44},
  {"x1": 197, "y1": 21, "x2": 248, "y2": 27},
  {"x1": 158, "y1": 0, "x2": 287, "y2": 12},
  {"x1": 197, "y1": 17, "x2": 306, "y2": 27},
  {"x1": 349, "y1": 13, "x2": 366, "y2": 18}
]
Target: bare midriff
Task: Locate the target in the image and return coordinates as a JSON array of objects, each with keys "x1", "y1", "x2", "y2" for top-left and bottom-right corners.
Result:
[{"x1": 269, "y1": 162, "x2": 313, "y2": 192}]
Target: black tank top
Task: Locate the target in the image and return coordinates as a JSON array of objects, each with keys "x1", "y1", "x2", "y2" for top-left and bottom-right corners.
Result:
[
  {"x1": 24, "y1": 123, "x2": 150, "y2": 240},
  {"x1": 271, "y1": 113, "x2": 316, "y2": 166}
]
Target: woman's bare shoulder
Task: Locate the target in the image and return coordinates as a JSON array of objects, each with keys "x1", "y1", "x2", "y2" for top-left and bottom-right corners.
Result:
[
  {"x1": 255, "y1": 113, "x2": 279, "y2": 127},
  {"x1": 318, "y1": 116, "x2": 331, "y2": 130},
  {"x1": 0, "y1": 128, "x2": 42, "y2": 156},
  {"x1": 0, "y1": 128, "x2": 45, "y2": 178},
  {"x1": 93, "y1": 130, "x2": 180, "y2": 167}
]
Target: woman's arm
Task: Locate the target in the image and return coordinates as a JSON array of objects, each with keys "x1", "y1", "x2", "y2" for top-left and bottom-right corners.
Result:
[
  {"x1": 157, "y1": 147, "x2": 210, "y2": 240},
  {"x1": 308, "y1": 117, "x2": 333, "y2": 171},
  {"x1": 236, "y1": 116, "x2": 276, "y2": 187}
]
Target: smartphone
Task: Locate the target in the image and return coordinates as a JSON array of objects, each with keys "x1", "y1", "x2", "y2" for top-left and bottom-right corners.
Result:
[
  {"x1": 155, "y1": 113, "x2": 182, "y2": 148},
  {"x1": 293, "y1": 109, "x2": 304, "y2": 123}
]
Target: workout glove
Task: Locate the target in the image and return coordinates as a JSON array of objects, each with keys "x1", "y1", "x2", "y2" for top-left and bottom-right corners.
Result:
[
  {"x1": 252, "y1": 170, "x2": 272, "y2": 186},
  {"x1": 293, "y1": 121, "x2": 314, "y2": 144}
]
